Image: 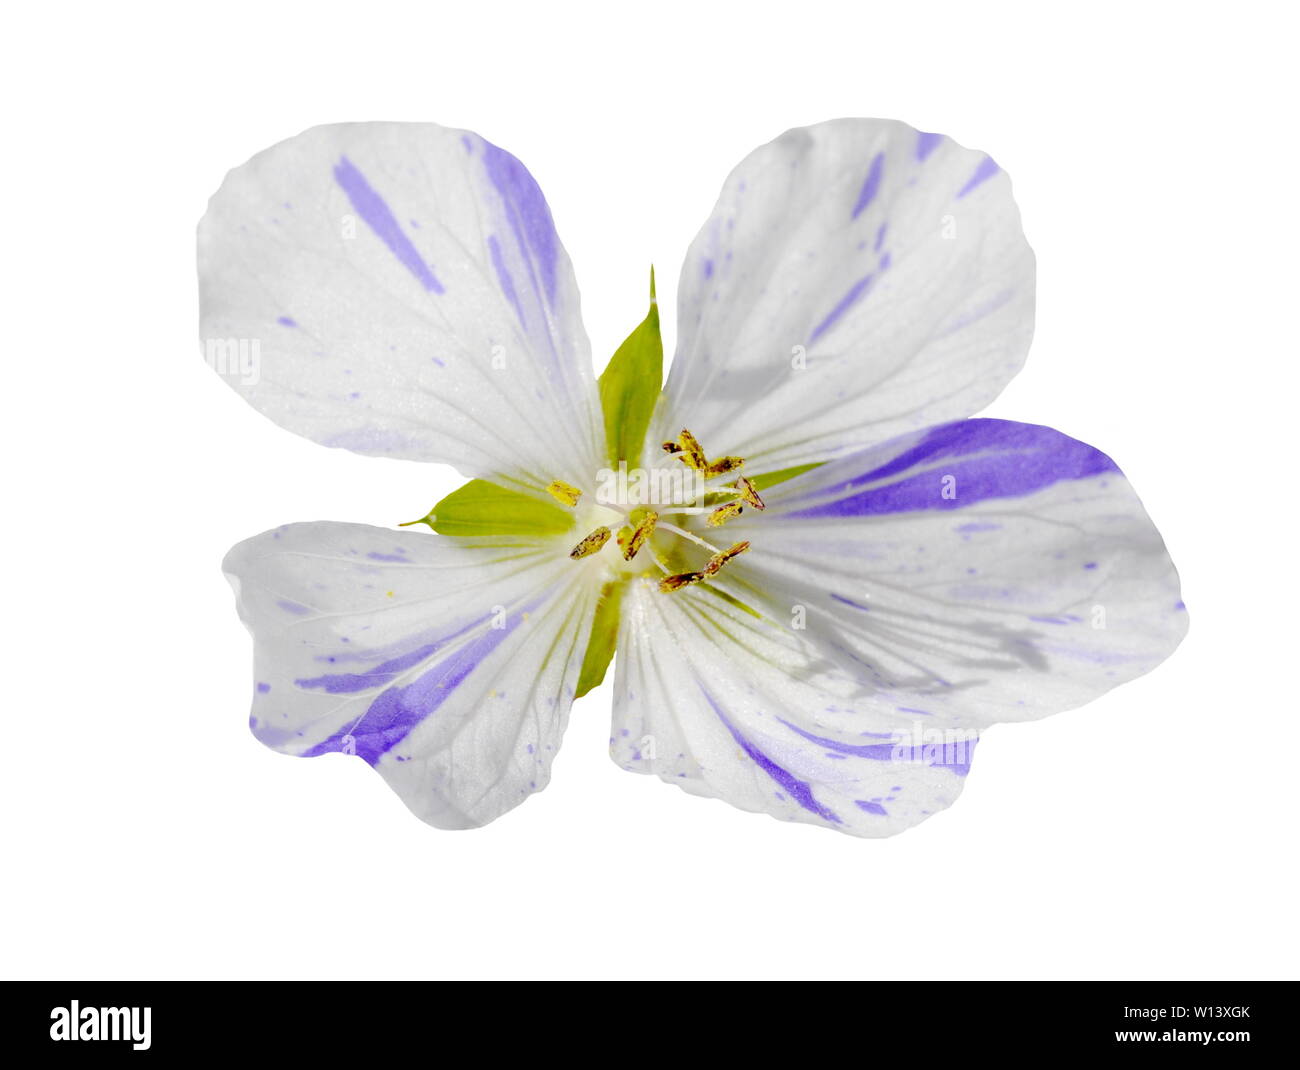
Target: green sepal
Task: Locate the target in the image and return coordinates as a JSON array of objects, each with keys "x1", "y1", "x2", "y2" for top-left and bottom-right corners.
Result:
[
  {"x1": 598, "y1": 268, "x2": 663, "y2": 467},
  {"x1": 403, "y1": 479, "x2": 575, "y2": 537},
  {"x1": 575, "y1": 581, "x2": 623, "y2": 697}
]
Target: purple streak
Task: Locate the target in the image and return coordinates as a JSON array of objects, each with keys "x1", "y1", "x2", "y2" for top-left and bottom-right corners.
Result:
[
  {"x1": 916, "y1": 131, "x2": 943, "y2": 162},
  {"x1": 809, "y1": 273, "x2": 874, "y2": 345},
  {"x1": 488, "y1": 234, "x2": 527, "y2": 328},
  {"x1": 481, "y1": 139, "x2": 560, "y2": 306},
  {"x1": 296, "y1": 641, "x2": 440, "y2": 696},
  {"x1": 782, "y1": 420, "x2": 1119, "y2": 519},
  {"x1": 851, "y1": 152, "x2": 885, "y2": 219},
  {"x1": 295, "y1": 613, "x2": 491, "y2": 694},
  {"x1": 779, "y1": 719, "x2": 977, "y2": 776},
  {"x1": 303, "y1": 611, "x2": 528, "y2": 764},
  {"x1": 957, "y1": 156, "x2": 1000, "y2": 198},
  {"x1": 333, "y1": 156, "x2": 445, "y2": 293},
  {"x1": 703, "y1": 690, "x2": 840, "y2": 823}
]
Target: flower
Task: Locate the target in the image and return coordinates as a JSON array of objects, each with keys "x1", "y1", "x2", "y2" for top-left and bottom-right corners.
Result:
[{"x1": 200, "y1": 118, "x2": 1186, "y2": 837}]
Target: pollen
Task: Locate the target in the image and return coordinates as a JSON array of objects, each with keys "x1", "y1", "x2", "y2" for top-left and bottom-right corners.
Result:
[
  {"x1": 704, "y1": 541, "x2": 750, "y2": 575},
  {"x1": 569, "y1": 526, "x2": 612, "y2": 559},
  {"x1": 658, "y1": 570, "x2": 706, "y2": 592},
  {"x1": 704, "y1": 456, "x2": 744, "y2": 477},
  {"x1": 707, "y1": 501, "x2": 744, "y2": 527},
  {"x1": 674, "y1": 429, "x2": 708, "y2": 470},
  {"x1": 617, "y1": 508, "x2": 657, "y2": 561},
  {"x1": 546, "y1": 479, "x2": 582, "y2": 507},
  {"x1": 659, "y1": 540, "x2": 749, "y2": 593},
  {"x1": 734, "y1": 475, "x2": 766, "y2": 510}
]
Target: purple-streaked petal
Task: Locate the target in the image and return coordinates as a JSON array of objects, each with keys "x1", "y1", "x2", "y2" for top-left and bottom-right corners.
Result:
[
  {"x1": 224, "y1": 522, "x2": 599, "y2": 829},
  {"x1": 612, "y1": 577, "x2": 976, "y2": 837},
  {"x1": 199, "y1": 123, "x2": 602, "y2": 490},
  {"x1": 718, "y1": 418, "x2": 1187, "y2": 727},
  {"x1": 658, "y1": 118, "x2": 1034, "y2": 473}
]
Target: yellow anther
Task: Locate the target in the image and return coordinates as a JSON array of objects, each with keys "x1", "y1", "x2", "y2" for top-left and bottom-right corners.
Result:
[
  {"x1": 569, "y1": 526, "x2": 611, "y2": 559},
  {"x1": 661, "y1": 440, "x2": 682, "y2": 455},
  {"x1": 675, "y1": 429, "x2": 707, "y2": 470},
  {"x1": 707, "y1": 501, "x2": 744, "y2": 527},
  {"x1": 703, "y1": 540, "x2": 750, "y2": 576},
  {"x1": 618, "y1": 508, "x2": 657, "y2": 561},
  {"x1": 659, "y1": 570, "x2": 706, "y2": 593},
  {"x1": 734, "y1": 475, "x2": 766, "y2": 510},
  {"x1": 704, "y1": 456, "x2": 744, "y2": 478},
  {"x1": 546, "y1": 480, "x2": 582, "y2": 507}
]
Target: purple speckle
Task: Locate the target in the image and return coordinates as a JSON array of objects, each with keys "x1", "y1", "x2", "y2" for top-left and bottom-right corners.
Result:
[{"x1": 276, "y1": 315, "x2": 298, "y2": 328}]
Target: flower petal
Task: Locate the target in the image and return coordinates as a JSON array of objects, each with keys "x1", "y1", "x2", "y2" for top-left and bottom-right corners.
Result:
[
  {"x1": 717, "y1": 419, "x2": 1188, "y2": 726},
  {"x1": 224, "y1": 522, "x2": 598, "y2": 829},
  {"x1": 613, "y1": 578, "x2": 975, "y2": 837},
  {"x1": 658, "y1": 119, "x2": 1034, "y2": 471},
  {"x1": 199, "y1": 123, "x2": 602, "y2": 489}
]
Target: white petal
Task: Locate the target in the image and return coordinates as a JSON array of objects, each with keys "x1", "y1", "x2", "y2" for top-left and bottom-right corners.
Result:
[
  {"x1": 720, "y1": 419, "x2": 1188, "y2": 726},
  {"x1": 658, "y1": 119, "x2": 1034, "y2": 471},
  {"x1": 199, "y1": 123, "x2": 602, "y2": 489},
  {"x1": 224, "y1": 522, "x2": 598, "y2": 829},
  {"x1": 613, "y1": 578, "x2": 975, "y2": 837}
]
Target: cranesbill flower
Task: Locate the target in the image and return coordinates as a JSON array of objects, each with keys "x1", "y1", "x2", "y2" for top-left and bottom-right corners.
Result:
[{"x1": 200, "y1": 119, "x2": 1186, "y2": 837}]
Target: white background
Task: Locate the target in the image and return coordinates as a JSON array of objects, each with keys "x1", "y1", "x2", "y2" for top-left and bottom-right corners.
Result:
[{"x1": 3, "y1": 1, "x2": 1296, "y2": 980}]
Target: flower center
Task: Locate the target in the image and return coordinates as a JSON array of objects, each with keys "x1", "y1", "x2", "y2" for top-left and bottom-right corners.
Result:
[{"x1": 549, "y1": 429, "x2": 765, "y2": 592}]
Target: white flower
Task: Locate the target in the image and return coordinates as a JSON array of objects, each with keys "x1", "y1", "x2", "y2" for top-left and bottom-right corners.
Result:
[{"x1": 201, "y1": 119, "x2": 1186, "y2": 837}]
